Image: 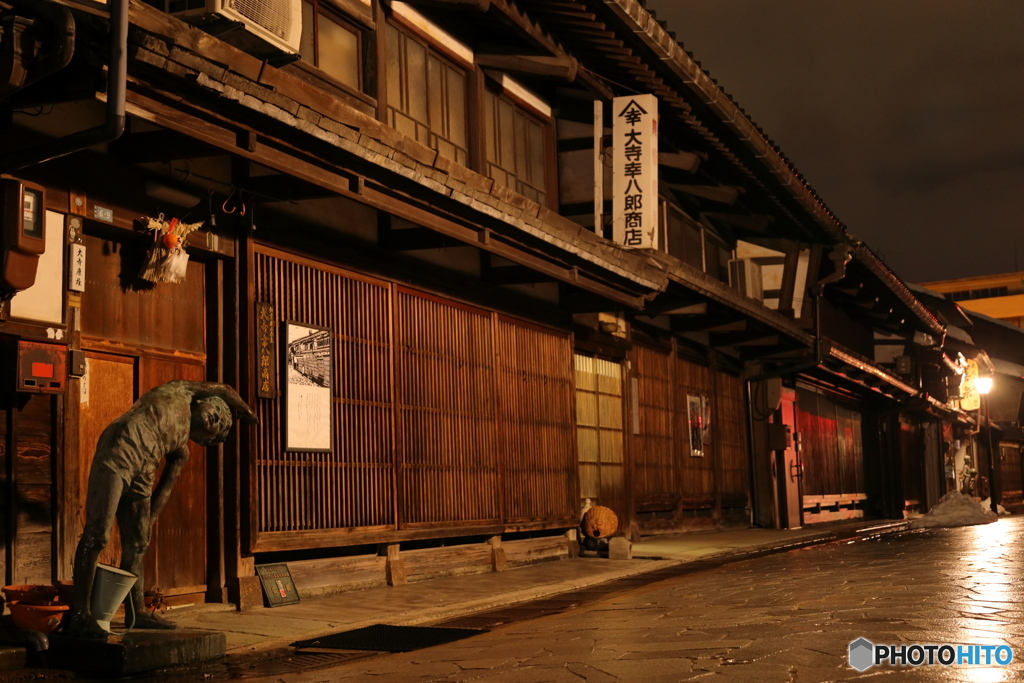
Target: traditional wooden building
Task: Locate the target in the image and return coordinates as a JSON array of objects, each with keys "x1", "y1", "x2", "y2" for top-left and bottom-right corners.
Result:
[{"x1": 0, "y1": 0, "x2": 964, "y2": 606}]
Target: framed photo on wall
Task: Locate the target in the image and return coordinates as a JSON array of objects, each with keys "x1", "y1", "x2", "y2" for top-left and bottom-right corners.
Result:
[
  {"x1": 283, "y1": 321, "x2": 333, "y2": 452},
  {"x1": 687, "y1": 394, "x2": 705, "y2": 457}
]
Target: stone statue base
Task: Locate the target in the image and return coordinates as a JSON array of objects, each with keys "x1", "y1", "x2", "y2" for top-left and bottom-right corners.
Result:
[{"x1": 47, "y1": 629, "x2": 226, "y2": 676}]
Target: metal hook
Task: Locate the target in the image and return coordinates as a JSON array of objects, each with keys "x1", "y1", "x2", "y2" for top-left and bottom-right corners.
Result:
[{"x1": 221, "y1": 191, "x2": 246, "y2": 216}]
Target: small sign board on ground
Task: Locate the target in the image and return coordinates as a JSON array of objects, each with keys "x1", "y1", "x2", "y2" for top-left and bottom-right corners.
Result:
[{"x1": 255, "y1": 563, "x2": 300, "y2": 607}]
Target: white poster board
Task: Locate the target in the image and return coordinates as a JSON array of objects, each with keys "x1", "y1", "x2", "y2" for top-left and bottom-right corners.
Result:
[
  {"x1": 284, "y1": 322, "x2": 332, "y2": 452},
  {"x1": 612, "y1": 94, "x2": 659, "y2": 249}
]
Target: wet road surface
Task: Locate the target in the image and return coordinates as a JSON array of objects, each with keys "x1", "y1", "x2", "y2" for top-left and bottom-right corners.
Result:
[{"x1": 265, "y1": 516, "x2": 1024, "y2": 682}]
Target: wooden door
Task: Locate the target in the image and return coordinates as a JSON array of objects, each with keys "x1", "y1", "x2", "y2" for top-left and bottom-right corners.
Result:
[
  {"x1": 76, "y1": 352, "x2": 136, "y2": 570},
  {"x1": 74, "y1": 233, "x2": 210, "y2": 601},
  {"x1": 778, "y1": 388, "x2": 802, "y2": 529},
  {"x1": 141, "y1": 356, "x2": 207, "y2": 598},
  {"x1": 74, "y1": 352, "x2": 208, "y2": 600}
]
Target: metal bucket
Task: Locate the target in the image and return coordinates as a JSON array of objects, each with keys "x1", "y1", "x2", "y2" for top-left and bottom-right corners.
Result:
[{"x1": 91, "y1": 564, "x2": 137, "y2": 633}]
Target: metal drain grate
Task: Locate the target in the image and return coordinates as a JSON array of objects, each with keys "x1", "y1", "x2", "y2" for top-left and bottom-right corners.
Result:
[{"x1": 291, "y1": 624, "x2": 486, "y2": 652}]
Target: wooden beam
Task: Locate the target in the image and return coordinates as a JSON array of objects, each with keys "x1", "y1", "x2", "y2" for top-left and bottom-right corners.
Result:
[
  {"x1": 741, "y1": 348, "x2": 811, "y2": 362},
  {"x1": 398, "y1": 0, "x2": 491, "y2": 12},
  {"x1": 710, "y1": 331, "x2": 780, "y2": 348},
  {"x1": 240, "y1": 174, "x2": 338, "y2": 202},
  {"x1": 777, "y1": 247, "x2": 800, "y2": 316},
  {"x1": 476, "y1": 53, "x2": 579, "y2": 81},
  {"x1": 658, "y1": 151, "x2": 702, "y2": 173},
  {"x1": 703, "y1": 211, "x2": 773, "y2": 233},
  {"x1": 109, "y1": 130, "x2": 220, "y2": 163},
  {"x1": 124, "y1": 85, "x2": 647, "y2": 308},
  {"x1": 671, "y1": 315, "x2": 744, "y2": 334},
  {"x1": 382, "y1": 226, "x2": 464, "y2": 251},
  {"x1": 488, "y1": 0, "x2": 613, "y2": 100},
  {"x1": 485, "y1": 264, "x2": 556, "y2": 285},
  {"x1": 667, "y1": 184, "x2": 742, "y2": 205},
  {"x1": 855, "y1": 296, "x2": 881, "y2": 310},
  {"x1": 652, "y1": 302, "x2": 707, "y2": 316}
]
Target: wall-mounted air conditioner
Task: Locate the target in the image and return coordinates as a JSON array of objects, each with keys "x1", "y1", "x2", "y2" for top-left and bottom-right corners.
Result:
[
  {"x1": 728, "y1": 258, "x2": 763, "y2": 300},
  {"x1": 170, "y1": 0, "x2": 301, "y2": 58}
]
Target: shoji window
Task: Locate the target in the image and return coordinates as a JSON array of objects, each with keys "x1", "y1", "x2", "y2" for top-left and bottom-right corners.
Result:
[{"x1": 384, "y1": 23, "x2": 468, "y2": 165}]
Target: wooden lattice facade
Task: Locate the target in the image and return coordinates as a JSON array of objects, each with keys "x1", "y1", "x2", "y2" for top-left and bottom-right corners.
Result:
[
  {"x1": 628, "y1": 342, "x2": 750, "y2": 532},
  {"x1": 250, "y1": 246, "x2": 576, "y2": 552}
]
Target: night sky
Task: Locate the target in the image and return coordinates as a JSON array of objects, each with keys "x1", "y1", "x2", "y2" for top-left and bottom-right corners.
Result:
[{"x1": 644, "y1": 1, "x2": 1024, "y2": 284}]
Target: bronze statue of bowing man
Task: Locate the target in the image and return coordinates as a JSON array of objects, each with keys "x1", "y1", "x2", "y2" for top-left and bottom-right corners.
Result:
[{"x1": 66, "y1": 380, "x2": 258, "y2": 639}]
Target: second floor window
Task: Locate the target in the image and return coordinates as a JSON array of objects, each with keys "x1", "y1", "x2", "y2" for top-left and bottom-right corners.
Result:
[
  {"x1": 662, "y1": 201, "x2": 732, "y2": 284},
  {"x1": 665, "y1": 203, "x2": 703, "y2": 271},
  {"x1": 484, "y1": 90, "x2": 549, "y2": 205},
  {"x1": 704, "y1": 233, "x2": 731, "y2": 284},
  {"x1": 300, "y1": 1, "x2": 362, "y2": 90},
  {"x1": 384, "y1": 24, "x2": 468, "y2": 165}
]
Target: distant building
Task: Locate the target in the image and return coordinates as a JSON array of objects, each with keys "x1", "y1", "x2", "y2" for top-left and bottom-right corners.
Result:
[{"x1": 921, "y1": 272, "x2": 1024, "y2": 328}]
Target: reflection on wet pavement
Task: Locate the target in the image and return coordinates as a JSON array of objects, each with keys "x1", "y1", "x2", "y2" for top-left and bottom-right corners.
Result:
[{"x1": 276, "y1": 517, "x2": 1024, "y2": 682}]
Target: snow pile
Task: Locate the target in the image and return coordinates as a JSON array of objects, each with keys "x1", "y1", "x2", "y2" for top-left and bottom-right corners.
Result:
[
  {"x1": 980, "y1": 498, "x2": 1011, "y2": 516},
  {"x1": 909, "y1": 491, "x2": 997, "y2": 529}
]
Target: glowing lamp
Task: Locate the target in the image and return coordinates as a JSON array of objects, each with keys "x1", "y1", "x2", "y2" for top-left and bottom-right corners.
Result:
[{"x1": 975, "y1": 376, "x2": 993, "y2": 395}]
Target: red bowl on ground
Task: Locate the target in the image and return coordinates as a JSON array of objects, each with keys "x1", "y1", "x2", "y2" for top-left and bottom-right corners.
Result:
[
  {"x1": 3, "y1": 585, "x2": 58, "y2": 603},
  {"x1": 8, "y1": 600, "x2": 70, "y2": 633}
]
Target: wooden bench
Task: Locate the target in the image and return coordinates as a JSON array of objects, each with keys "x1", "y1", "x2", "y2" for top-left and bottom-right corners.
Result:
[{"x1": 802, "y1": 493, "x2": 867, "y2": 523}]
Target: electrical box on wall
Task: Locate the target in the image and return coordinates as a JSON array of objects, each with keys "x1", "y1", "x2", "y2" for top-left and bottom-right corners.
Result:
[
  {"x1": 0, "y1": 177, "x2": 46, "y2": 299},
  {"x1": 17, "y1": 341, "x2": 66, "y2": 393}
]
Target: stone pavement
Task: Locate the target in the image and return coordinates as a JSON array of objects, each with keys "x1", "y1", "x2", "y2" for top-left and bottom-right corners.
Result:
[
  {"x1": 164, "y1": 519, "x2": 904, "y2": 656},
  {"x1": 0, "y1": 518, "x2": 906, "y2": 679},
  {"x1": 259, "y1": 516, "x2": 1024, "y2": 682}
]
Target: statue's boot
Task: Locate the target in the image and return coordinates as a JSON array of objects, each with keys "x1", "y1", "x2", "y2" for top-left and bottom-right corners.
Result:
[
  {"x1": 135, "y1": 611, "x2": 177, "y2": 630},
  {"x1": 63, "y1": 612, "x2": 110, "y2": 641}
]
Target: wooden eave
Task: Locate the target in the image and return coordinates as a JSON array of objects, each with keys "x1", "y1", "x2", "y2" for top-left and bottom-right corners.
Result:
[
  {"x1": 826, "y1": 343, "x2": 918, "y2": 397},
  {"x1": 828, "y1": 255, "x2": 945, "y2": 338},
  {"x1": 119, "y1": 1, "x2": 669, "y2": 308},
  {"x1": 406, "y1": 0, "x2": 614, "y2": 98},
  {"x1": 852, "y1": 248, "x2": 945, "y2": 337},
  {"x1": 659, "y1": 258, "x2": 813, "y2": 349},
  {"x1": 815, "y1": 341, "x2": 953, "y2": 415},
  {"x1": 516, "y1": 0, "x2": 822, "y2": 245},
  {"x1": 516, "y1": 0, "x2": 946, "y2": 336},
  {"x1": 799, "y1": 340, "x2": 931, "y2": 407}
]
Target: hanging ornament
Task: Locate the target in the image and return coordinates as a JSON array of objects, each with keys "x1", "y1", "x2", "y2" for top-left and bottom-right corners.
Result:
[{"x1": 138, "y1": 213, "x2": 204, "y2": 283}]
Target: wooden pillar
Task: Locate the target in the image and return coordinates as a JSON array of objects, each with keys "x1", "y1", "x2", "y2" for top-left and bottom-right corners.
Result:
[
  {"x1": 4, "y1": 401, "x2": 14, "y2": 586},
  {"x1": 564, "y1": 528, "x2": 579, "y2": 559},
  {"x1": 778, "y1": 248, "x2": 801, "y2": 318},
  {"x1": 226, "y1": 217, "x2": 262, "y2": 610},
  {"x1": 373, "y1": 0, "x2": 389, "y2": 125},
  {"x1": 206, "y1": 258, "x2": 228, "y2": 603},
  {"x1": 467, "y1": 66, "x2": 486, "y2": 175},
  {"x1": 710, "y1": 350, "x2": 723, "y2": 524},
  {"x1": 381, "y1": 543, "x2": 406, "y2": 586},
  {"x1": 57, "y1": 292, "x2": 84, "y2": 581},
  {"x1": 488, "y1": 535, "x2": 507, "y2": 571}
]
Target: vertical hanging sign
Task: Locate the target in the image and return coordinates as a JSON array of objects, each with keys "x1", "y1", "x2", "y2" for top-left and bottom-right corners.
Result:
[
  {"x1": 255, "y1": 302, "x2": 277, "y2": 399},
  {"x1": 612, "y1": 94, "x2": 659, "y2": 249},
  {"x1": 68, "y1": 243, "x2": 86, "y2": 292}
]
